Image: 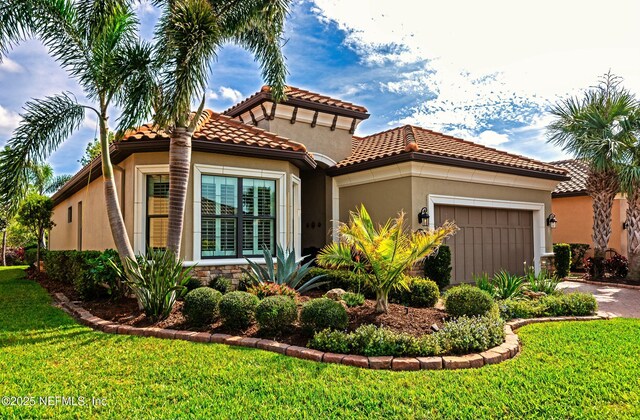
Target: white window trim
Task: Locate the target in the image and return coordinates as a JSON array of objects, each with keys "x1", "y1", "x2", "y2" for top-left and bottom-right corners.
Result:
[
  {"x1": 192, "y1": 164, "x2": 287, "y2": 266},
  {"x1": 427, "y1": 194, "x2": 547, "y2": 273},
  {"x1": 290, "y1": 174, "x2": 302, "y2": 260},
  {"x1": 134, "y1": 164, "x2": 170, "y2": 256}
]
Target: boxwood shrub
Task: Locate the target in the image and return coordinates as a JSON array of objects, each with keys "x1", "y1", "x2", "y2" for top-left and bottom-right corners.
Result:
[
  {"x1": 405, "y1": 277, "x2": 440, "y2": 308},
  {"x1": 255, "y1": 295, "x2": 298, "y2": 332},
  {"x1": 553, "y1": 243, "x2": 571, "y2": 278},
  {"x1": 423, "y1": 245, "x2": 452, "y2": 290},
  {"x1": 499, "y1": 292, "x2": 597, "y2": 320},
  {"x1": 444, "y1": 284, "x2": 494, "y2": 318},
  {"x1": 309, "y1": 315, "x2": 504, "y2": 357},
  {"x1": 183, "y1": 287, "x2": 222, "y2": 326},
  {"x1": 208, "y1": 276, "x2": 232, "y2": 294},
  {"x1": 300, "y1": 298, "x2": 348, "y2": 332},
  {"x1": 218, "y1": 291, "x2": 260, "y2": 330}
]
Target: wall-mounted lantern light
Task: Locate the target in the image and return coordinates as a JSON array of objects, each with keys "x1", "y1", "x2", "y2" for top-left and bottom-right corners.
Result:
[
  {"x1": 623, "y1": 220, "x2": 629, "y2": 230},
  {"x1": 418, "y1": 207, "x2": 430, "y2": 227},
  {"x1": 546, "y1": 213, "x2": 558, "y2": 229}
]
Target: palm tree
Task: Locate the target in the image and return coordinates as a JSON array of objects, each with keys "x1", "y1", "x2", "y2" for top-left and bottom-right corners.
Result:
[
  {"x1": 0, "y1": 0, "x2": 158, "y2": 263},
  {"x1": 618, "y1": 121, "x2": 640, "y2": 279},
  {"x1": 153, "y1": 0, "x2": 290, "y2": 257},
  {"x1": 27, "y1": 163, "x2": 72, "y2": 195},
  {"x1": 317, "y1": 205, "x2": 457, "y2": 313},
  {"x1": 548, "y1": 73, "x2": 637, "y2": 278}
]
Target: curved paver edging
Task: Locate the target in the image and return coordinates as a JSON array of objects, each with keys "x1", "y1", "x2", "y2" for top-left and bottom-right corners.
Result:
[
  {"x1": 565, "y1": 277, "x2": 640, "y2": 291},
  {"x1": 52, "y1": 292, "x2": 610, "y2": 371}
]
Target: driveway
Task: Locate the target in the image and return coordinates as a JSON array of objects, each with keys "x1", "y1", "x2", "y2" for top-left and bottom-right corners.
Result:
[{"x1": 559, "y1": 281, "x2": 640, "y2": 318}]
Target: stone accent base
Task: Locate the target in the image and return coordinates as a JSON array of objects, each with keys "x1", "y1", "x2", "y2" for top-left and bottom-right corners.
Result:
[
  {"x1": 52, "y1": 292, "x2": 610, "y2": 372},
  {"x1": 191, "y1": 264, "x2": 252, "y2": 288}
]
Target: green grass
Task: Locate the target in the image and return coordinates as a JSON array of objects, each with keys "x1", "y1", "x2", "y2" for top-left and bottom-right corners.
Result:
[{"x1": 1, "y1": 266, "x2": 639, "y2": 419}]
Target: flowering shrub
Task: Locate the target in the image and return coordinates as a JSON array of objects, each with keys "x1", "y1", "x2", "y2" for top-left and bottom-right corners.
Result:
[
  {"x1": 604, "y1": 254, "x2": 628, "y2": 278},
  {"x1": 247, "y1": 282, "x2": 298, "y2": 300}
]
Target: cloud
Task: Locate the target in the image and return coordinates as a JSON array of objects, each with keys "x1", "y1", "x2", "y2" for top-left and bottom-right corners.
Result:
[
  {"x1": 0, "y1": 105, "x2": 20, "y2": 137},
  {"x1": 308, "y1": 0, "x2": 640, "y2": 159},
  {"x1": 219, "y1": 87, "x2": 244, "y2": 103},
  {"x1": 0, "y1": 58, "x2": 23, "y2": 74},
  {"x1": 206, "y1": 89, "x2": 219, "y2": 100},
  {"x1": 133, "y1": 0, "x2": 155, "y2": 14}
]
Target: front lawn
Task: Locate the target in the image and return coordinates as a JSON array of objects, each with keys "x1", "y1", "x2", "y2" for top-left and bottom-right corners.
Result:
[{"x1": 1, "y1": 267, "x2": 639, "y2": 419}]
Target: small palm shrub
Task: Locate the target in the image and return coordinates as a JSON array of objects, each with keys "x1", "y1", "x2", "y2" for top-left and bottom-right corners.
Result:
[
  {"x1": 300, "y1": 298, "x2": 348, "y2": 332},
  {"x1": 255, "y1": 295, "x2": 298, "y2": 332},
  {"x1": 118, "y1": 249, "x2": 192, "y2": 322},
  {"x1": 218, "y1": 291, "x2": 260, "y2": 330},
  {"x1": 244, "y1": 244, "x2": 327, "y2": 292},
  {"x1": 209, "y1": 276, "x2": 232, "y2": 294},
  {"x1": 183, "y1": 287, "x2": 222, "y2": 326},
  {"x1": 318, "y1": 205, "x2": 457, "y2": 313},
  {"x1": 342, "y1": 292, "x2": 365, "y2": 307},
  {"x1": 444, "y1": 284, "x2": 494, "y2": 318},
  {"x1": 247, "y1": 282, "x2": 298, "y2": 300}
]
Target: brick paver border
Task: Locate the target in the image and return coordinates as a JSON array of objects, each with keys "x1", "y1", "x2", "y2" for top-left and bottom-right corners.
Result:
[{"x1": 53, "y1": 292, "x2": 610, "y2": 371}]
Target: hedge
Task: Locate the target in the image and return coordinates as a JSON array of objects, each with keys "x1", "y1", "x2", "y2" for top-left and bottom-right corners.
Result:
[
  {"x1": 423, "y1": 245, "x2": 452, "y2": 290},
  {"x1": 553, "y1": 243, "x2": 571, "y2": 278}
]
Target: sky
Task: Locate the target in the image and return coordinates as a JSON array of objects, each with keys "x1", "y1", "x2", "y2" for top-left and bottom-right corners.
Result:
[{"x1": 1, "y1": 0, "x2": 640, "y2": 176}]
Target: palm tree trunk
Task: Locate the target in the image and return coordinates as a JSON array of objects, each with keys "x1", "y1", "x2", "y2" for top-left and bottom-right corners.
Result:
[
  {"x1": 626, "y1": 188, "x2": 640, "y2": 280},
  {"x1": 587, "y1": 170, "x2": 618, "y2": 279},
  {"x1": 99, "y1": 110, "x2": 135, "y2": 263},
  {"x1": 375, "y1": 289, "x2": 389, "y2": 313},
  {"x1": 166, "y1": 127, "x2": 192, "y2": 257},
  {"x1": 1, "y1": 230, "x2": 6, "y2": 266}
]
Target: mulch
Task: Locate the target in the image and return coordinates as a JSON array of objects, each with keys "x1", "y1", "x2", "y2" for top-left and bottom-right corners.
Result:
[{"x1": 35, "y1": 273, "x2": 446, "y2": 347}]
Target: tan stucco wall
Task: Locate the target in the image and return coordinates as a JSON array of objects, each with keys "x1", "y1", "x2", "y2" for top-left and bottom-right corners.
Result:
[
  {"x1": 336, "y1": 170, "x2": 555, "y2": 252},
  {"x1": 551, "y1": 195, "x2": 628, "y2": 256},
  {"x1": 259, "y1": 118, "x2": 353, "y2": 163},
  {"x1": 50, "y1": 150, "x2": 300, "y2": 261}
]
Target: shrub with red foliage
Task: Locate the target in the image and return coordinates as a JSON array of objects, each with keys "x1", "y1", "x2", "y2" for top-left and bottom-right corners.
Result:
[{"x1": 247, "y1": 282, "x2": 298, "y2": 300}]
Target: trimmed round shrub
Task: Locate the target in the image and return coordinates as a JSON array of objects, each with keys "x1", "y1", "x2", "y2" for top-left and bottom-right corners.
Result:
[
  {"x1": 256, "y1": 295, "x2": 298, "y2": 331},
  {"x1": 300, "y1": 298, "x2": 348, "y2": 332},
  {"x1": 209, "y1": 276, "x2": 232, "y2": 294},
  {"x1": 183, "y1": 287, "x2": 222, "y2": 326},
  {"x1": 444, "y1": 284, "x2": 494, "y2": 318},
  {"x1": 218, "y1": 291, "x2": 260, "y2": 330},
  {"x1": 407, "y1": 277, "x2": 440, "y2": 307}
]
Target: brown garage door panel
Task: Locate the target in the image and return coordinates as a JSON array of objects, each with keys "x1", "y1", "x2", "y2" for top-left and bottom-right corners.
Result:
[{"x1": 435, "y1": 205, "x2": 533, "y2": 284}]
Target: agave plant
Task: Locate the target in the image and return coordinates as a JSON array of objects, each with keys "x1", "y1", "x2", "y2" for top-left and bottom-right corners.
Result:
[
  {"x1": 473, "y1": 272, "x2": 495, "y2": 297},
  {"x1": 491, "y1": 270, "x2": 526, "y2": 300},
  {"x1": 244, "y1": 244, "x2": 328, "y2": 293},
  {"x1": 524, "y1": 266, "x2": 560, "y2": 295},
  {"x1": 113, "y1": 248, "x2": 193, "y2": 321}
]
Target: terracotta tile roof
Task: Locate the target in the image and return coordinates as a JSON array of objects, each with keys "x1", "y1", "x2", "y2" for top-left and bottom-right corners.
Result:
[
  {"x1": 335, "y1": 125, "x2": 567, "y2": 177},
  {"x1": 550, "y1": 159, "x2": 589, "y2": 195},
  {"x1": 223, "y1": 85, "x2": 368, "y2": 116},
  {"x1": 124, "y1": 109, "x2": 308, "y2": 153}
]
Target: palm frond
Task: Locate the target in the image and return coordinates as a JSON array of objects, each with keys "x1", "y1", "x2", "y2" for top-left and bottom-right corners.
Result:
[
  {"x1": 0, "y1": 93, "x2": 85, "y2": 206},
  {"x1": 44, "y1": 174, "x2": 73, "y2": 195}
]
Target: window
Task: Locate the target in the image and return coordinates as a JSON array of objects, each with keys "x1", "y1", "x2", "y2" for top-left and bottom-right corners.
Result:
[
  {"x1": 67, "y1": 206, "x2": 72, "y2": 223},
  {"x1": 201, "y1": 175, "x2": 275, "y2": 258},
  {"x1": 146, "y1": 174, "x2": 169, "y2": 250}
]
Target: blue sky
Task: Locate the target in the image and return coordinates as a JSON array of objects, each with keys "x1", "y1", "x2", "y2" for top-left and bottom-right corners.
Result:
[{"x1": 1, "y1": 0, "x2": 640, "y2": 176}]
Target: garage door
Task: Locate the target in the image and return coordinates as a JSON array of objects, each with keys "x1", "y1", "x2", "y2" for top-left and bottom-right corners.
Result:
[{"x1": 435, "y1": 205, "x2": 533, "y2": 284}]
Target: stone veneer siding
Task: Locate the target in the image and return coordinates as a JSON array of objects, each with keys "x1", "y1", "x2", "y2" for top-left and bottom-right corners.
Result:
[{"x1": 191, "y1": 263, "x2": 276, "y2": 287}]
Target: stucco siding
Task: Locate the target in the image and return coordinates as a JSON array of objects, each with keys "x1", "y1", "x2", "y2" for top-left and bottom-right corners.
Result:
[
  {"x1": 339, "y1": 177, "x2": 413, "y2": 226},
  {"x1": 551, "y1": 195, "x2": 628, "y2": 256}
]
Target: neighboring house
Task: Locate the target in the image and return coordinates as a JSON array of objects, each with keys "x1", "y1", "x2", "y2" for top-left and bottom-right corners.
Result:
[
  {"x1": 551, "y1": 159, "x2": 628, "y2": 257},
  {"x1": 50, "y1": 86, "x2": 567, "y2": 284}
]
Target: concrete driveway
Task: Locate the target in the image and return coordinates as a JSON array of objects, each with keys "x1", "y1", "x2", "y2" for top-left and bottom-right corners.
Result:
[{"x1": 559, "y1": 281, "x2": 640, "y2": 318}]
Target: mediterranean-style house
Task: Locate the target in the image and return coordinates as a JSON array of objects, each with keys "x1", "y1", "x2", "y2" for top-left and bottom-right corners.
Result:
[
  {"x1": 50, "y1": 86, "x2": 568, "y2": 284},
  {"x1": 551, "y1": 159, "x2": 628, "y2": 257}
]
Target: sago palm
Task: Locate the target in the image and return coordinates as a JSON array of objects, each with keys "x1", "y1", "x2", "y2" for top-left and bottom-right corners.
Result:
[
  {"x1": 317, "y1": 205, "x2": 457, "y2": 313},
  {"x1": 548, "y1": 73, "x2": 636, "y2": 278},
  {"x1": 0, "y1": 0, "x2": 158, "y2": 262},
  {"x1": 153, "y1": 0, "x2": 290, "y2": 256}
]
